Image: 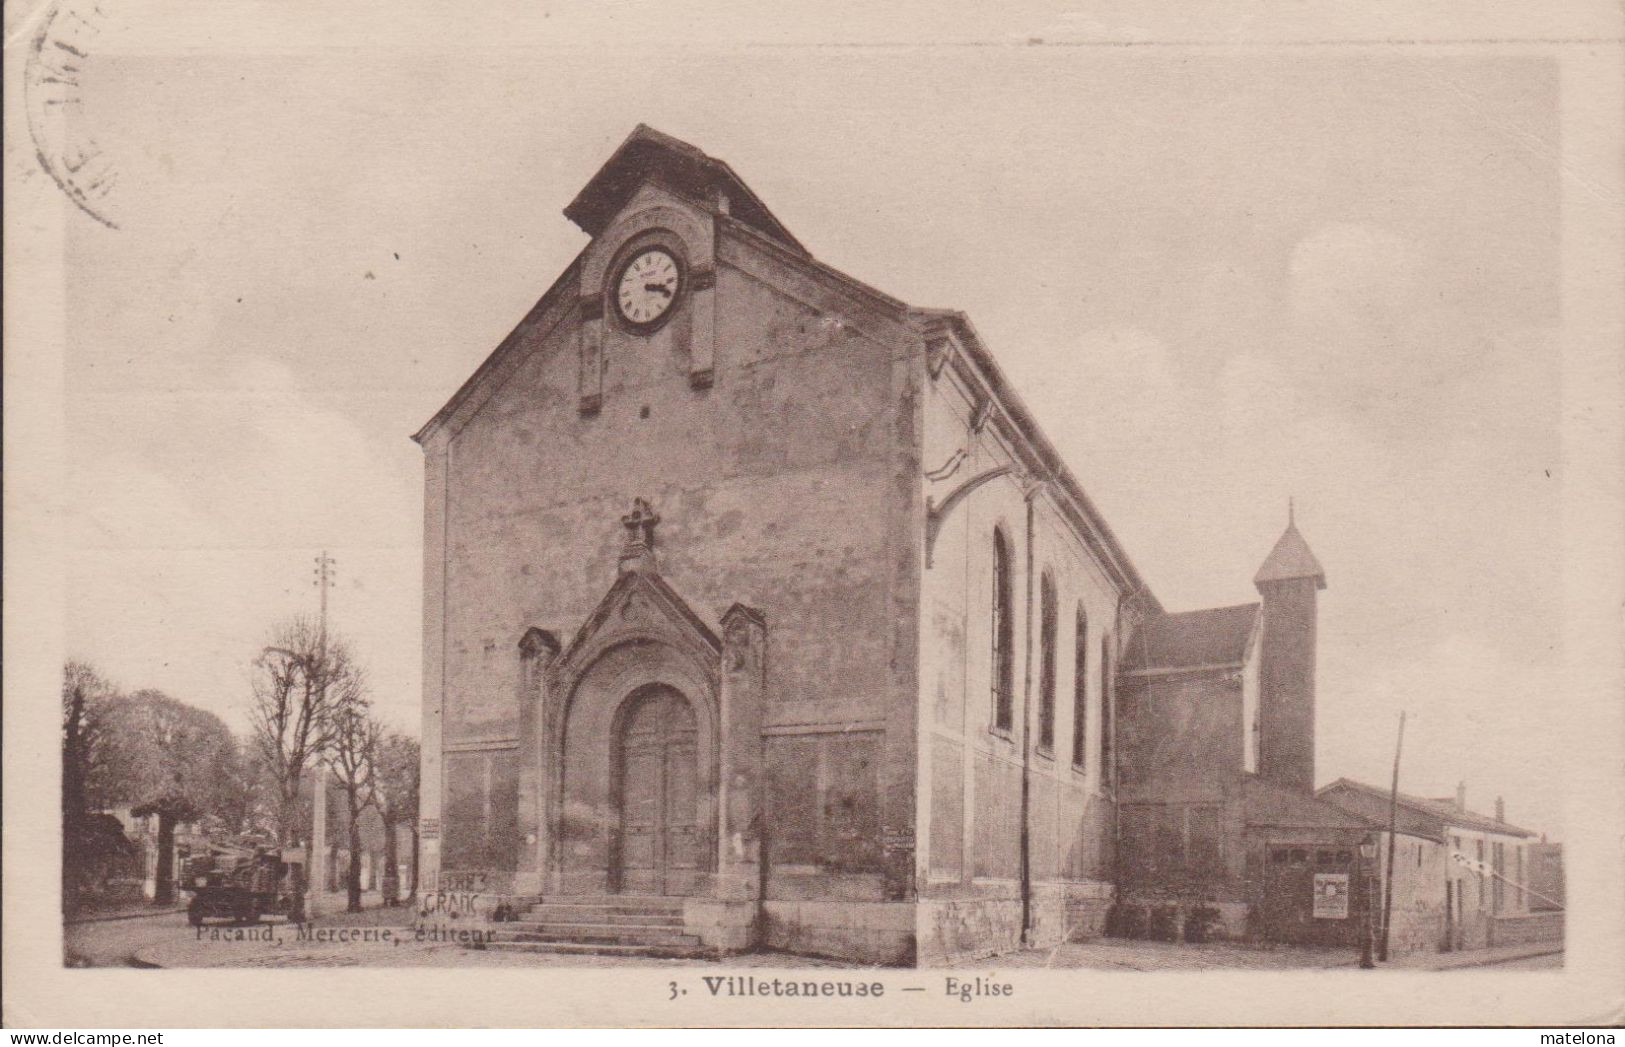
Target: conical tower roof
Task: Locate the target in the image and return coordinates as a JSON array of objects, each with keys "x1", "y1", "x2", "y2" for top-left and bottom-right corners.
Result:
[{"x1": 1254, "y1": 510, "x2": 1327, "y2": 590}]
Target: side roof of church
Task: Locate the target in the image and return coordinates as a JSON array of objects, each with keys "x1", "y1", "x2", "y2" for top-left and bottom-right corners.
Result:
[{"x1": 413, "y1": 123, "x2": 1160, "y2": 611}]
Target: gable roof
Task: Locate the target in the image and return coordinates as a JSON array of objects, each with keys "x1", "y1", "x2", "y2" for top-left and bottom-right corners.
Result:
[
  {"x1": 1254, "y1": 521, "x2": 1327, "y2": 589},
  {"x1": 1242, "y1": 774, "x2": 1388, "y2": 832},
  {"x1": 413, "y1": 252, "x2": 585, "y2": 446},
  {"x1": 1123, "y1": 602, "x2": 1260, "y2": 672},
  {"x1": 911, "y1": 308, "x2": 1156, "y2": 609},
  {"x1": 564, "y1": 124, "x2": 807, "y2": 255},
  {"x1": 557, "y1": 567, "x2": 722, "y2": 674},
  {"x1": 1317, "y1": 778, "x2": 1538, "y2": 838}
]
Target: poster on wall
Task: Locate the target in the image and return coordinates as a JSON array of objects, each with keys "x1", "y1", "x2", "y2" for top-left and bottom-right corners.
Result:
[{"x1": 1313, "y1": 872, "x2": 1351, "y2": 919}]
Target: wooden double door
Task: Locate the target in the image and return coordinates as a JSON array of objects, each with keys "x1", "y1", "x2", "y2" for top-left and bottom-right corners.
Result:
[{"x1": 613, "y1": 686, "x2": 703, "y2": 895}]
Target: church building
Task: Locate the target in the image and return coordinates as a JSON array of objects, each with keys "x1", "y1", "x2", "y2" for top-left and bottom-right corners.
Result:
[{"x1": 413, "y1": 125, "x2": 1336, "y2": 965}]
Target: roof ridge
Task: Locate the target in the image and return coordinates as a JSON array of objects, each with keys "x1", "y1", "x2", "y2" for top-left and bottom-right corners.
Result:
[
  {"x1": 1254, "y1": 519, "x2": 1327, "y2": 588},
  {"x1": 1319, "y1": 778, "x2": 1537, "y2": 837},
  {"x1": 1159, "y1": 601, "x2": 1261, "y2": 618}
]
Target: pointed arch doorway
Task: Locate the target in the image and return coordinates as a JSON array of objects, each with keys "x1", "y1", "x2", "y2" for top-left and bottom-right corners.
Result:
[{"x1": 612, "y1": 684, "x2": 702, "y2": 895}]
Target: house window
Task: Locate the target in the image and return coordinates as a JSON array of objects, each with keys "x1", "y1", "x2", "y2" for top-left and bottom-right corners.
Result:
[
  {"x1": 1477, "y1": 840, "x2": 1486, "y2": 906},
  {"x1": 991, "y1": 528, "x2": 1015, "y2": 733},
  {"x1": 1037, "y1": 572, "x2": 1057, "y2": 753},
  {"x1": 1492, "y1": 842, "x2": 1506, "y2": 913},
  {"x1": 1071, "y1": 606, "x2": 1088, "y2": 769}
]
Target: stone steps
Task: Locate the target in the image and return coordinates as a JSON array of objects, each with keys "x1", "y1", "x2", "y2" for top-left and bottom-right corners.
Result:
[
  {"x1": 520, "y1": 911, "x2": 686, "y2": 927},
  {"x1": 479, "y1": 939, "x2": 707, "y2": 959},
  {"x1": 479, "y1": 894, "x2": 706, "y2": 958},
  {"x1": 498, "y1": 926, "x2": 702, "y2": 948},
  {"x1": 525, "y1": 902, "x2": 685, "y2": 920}
]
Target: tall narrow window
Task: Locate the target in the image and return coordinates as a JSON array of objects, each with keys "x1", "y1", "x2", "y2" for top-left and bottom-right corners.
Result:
[
  {"x1": 991, "y1": 528, "x2": 1014, "y2": 732},
  {"x1": 1071, "y1": 606, "x2": 1089, "y2": 768},
  {"x1": 1099, "y1": 632, "x2": 1113, "y2": 781},
  {"x1": 1038, "y1": 573, "x2": 1057, "y2": 752}
]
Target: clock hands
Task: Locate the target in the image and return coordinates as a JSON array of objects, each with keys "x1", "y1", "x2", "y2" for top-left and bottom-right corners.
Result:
[{"x1": 644, "y1": 281, "x2": 674, "y2": 298}]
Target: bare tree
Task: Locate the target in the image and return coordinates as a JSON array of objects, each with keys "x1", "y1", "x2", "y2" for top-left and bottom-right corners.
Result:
[
  {"x1": 247, "y1": 615, "x2": 365, "y2": 851},
  {"x1": 328, "y1": 697, "x2": 377, "y2": 913},
  {"x1": 371, "y1": 731, "x2": 420, "y2": 905}
]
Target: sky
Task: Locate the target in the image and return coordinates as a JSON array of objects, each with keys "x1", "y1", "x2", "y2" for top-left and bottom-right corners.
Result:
[{"x1": 27, "y1": 3, "x2": 1571, "y2": 836}]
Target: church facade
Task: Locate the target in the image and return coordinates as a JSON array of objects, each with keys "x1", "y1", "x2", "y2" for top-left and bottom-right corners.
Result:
[{"x1": 413, "y1": 126, "x2": 1331, "y2": 965}]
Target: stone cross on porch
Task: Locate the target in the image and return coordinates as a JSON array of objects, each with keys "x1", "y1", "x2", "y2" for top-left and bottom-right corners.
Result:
[{"x1": 618, "y1": 497, "x2": 661, "y2": 574}]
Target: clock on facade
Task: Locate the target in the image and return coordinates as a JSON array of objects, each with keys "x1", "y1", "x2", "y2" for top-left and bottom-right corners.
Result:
[{"x1": 615, "y1": 248, "x2": 682, "y2": 328}]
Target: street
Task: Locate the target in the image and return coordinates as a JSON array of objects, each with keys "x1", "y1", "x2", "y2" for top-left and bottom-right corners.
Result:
[
  {"x1": 1473, "y1": 952, "x2": 1563, "y2": 970},
  {"x1": 63, "y1": 904, "x2": 1561, "y2": 971},
  {"x1": 65, "y1": 908, "x2": 192, "y2": 967}
]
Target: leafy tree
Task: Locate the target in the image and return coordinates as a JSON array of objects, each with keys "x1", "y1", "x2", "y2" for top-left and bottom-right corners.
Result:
[
  {"x1": 371, "y1": 731, "x2": 420, "y2": 904},
  {"x1": 247, "y1": 615, "x2": 364, "y2": 850},
  {"x1": 62, "y1": 661, "x2": 114, "y2": 823},
  {"x1": 61, "y1": 662, "x2": 120, "y2": 911},
  {"x1": 100, "y1": 691, "x2": 240, "y2": 904}
]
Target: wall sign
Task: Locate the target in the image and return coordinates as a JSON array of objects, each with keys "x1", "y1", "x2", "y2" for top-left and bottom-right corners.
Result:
[{"x1": 1313, "y1": 872, "x2": 1350, "y2": 919}]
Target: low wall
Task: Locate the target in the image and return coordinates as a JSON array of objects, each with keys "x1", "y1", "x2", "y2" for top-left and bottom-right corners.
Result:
[
  {"x1": 412, "y1": 869, "x2": 529, "y2": 945},
  {"x1": 1384, "y1": 905, "x2": 1445, "y2": 957},
  {"x1": 684, "y1": 898, "x2": 755, "y2": 954},
  {"x1": 917, "y1": 882, "x2": 1114, "y2": 965},
  {"x1": 1488, "y1": 911, "x2": 1564, "y2": 947},
  {"x1": 1108, "y1": 897, "x2": 1249, "y2": 943},
  {"x1": 762, "y1": 900, "x2": 915, "y2": 966}
]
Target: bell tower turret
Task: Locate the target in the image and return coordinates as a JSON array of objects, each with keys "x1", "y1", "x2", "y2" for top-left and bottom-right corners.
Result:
[{"x1": 1253, "y1": 502, "x2": 1327, "y2": 794}]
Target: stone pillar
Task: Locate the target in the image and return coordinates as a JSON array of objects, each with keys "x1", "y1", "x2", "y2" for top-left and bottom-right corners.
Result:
[
  {"x1": 578, "y1": 297, "x2": 604, "y2": 414},
  {"x1": 717, "y1": 604, "x2": 767, "y2": 904},
  {"x1": 515, "y1": 626, "x2": 560, "y2": 897},
  {"x1": 688, "y1": 265, "x2": 717, "y2": 388}
]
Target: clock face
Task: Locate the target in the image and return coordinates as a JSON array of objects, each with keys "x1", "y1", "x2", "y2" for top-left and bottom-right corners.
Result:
[{"x1": 616, "y1": 248, "x2": 681, "y2": 328}]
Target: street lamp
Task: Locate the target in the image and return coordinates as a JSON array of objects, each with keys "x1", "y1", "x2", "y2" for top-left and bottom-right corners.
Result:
[{"x1": 1358, "y1": 834, "x2": 1378, "y2": 969}]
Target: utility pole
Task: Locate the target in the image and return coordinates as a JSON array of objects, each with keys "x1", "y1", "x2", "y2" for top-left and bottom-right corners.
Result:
[
  {"x1": 309, "y1": 551, "x2": 337, "y2": 915},
  {"x1": 1378, "y1": 710, "x2": 1406, "y2": 961}
]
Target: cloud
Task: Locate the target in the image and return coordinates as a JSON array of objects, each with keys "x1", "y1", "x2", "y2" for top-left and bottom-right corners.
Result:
[
  {"x1": 1320, "y1": 629, "x2": 1563, "y2": 836},
  {"x1": 66, "y1": 355, "x2": 424, "y2": 732},
  {"x1": 1282, "y1": 221, "x2": 1487, "y2": 416}
]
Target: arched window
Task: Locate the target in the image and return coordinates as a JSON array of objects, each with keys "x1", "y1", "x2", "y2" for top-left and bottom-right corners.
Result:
[
  {"x1": 991, "y1": 528, "x2": 1015, "y2": 732},
  {"x1": 1072, "y1": 606, "x2": 1088, "y2": 768},
  {"x1": 1038, "y1": 572, "x2": 1058, "y2": 752},
  {"x1": 1100, "y1": 632, "x2": 1114, "y2": 779}
]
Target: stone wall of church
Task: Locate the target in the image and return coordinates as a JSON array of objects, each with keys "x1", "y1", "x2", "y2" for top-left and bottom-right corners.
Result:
[
  {"x1": 420, "y1": 196, "x2": 923, "y2": 903},
  {"x1": 1116, "y1": 670, "x2": 1244, "y2": 806},
  {"x1": 914, "y1": 333, "x2": 1121, "y2": 961}
]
